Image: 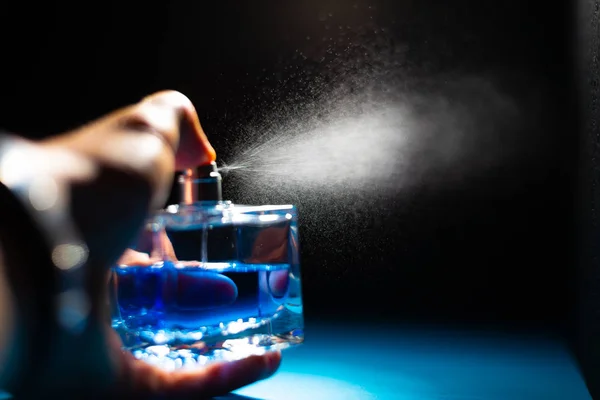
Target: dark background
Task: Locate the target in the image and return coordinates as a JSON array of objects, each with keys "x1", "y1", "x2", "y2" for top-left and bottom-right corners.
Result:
[
  {"x1": 0, "y1": 0, "x2": 582, "y2": 362},
  {"x1": 576, "y1": 0, "x2": 600, "y2": 397}
]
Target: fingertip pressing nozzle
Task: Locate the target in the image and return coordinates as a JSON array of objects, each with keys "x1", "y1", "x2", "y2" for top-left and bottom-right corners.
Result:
[{"x1": 174, "y1": 117, "x2": 216, "y2": 171}]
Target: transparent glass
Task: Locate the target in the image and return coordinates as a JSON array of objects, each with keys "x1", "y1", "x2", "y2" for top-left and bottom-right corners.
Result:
[{"x1": 109, "y1": 201, "x2": 304, "y2": 370}]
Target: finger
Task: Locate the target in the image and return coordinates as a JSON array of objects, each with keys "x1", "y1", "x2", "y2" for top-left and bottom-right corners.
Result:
[
  {"x1": 149, "y1": 230, "x2": 178, "y2": 262},
  {"x1": 142, "y1": 90, "x2": 216, "y2": 170},
  {"x1": 134, "y1": 227, "x2": 178, "y2": 262},
  {"x1": 249, "y1": 227, "x2": 289, "y2": 263},
  {"x1": 113, "y1": 264, "x2": 238, "y2": 309},
  {"x1": 122, "y1": 350, "x2": 282, "y2": 398},
  {"x1": 176, "y1": 271, "x2": 238, "y2": 308},
  {"x1": 268, "y1": 269, "x2": 290, "y2": 298},
  {"x1": 115, "y1": 249, "x2": 153, "y2": 267}
]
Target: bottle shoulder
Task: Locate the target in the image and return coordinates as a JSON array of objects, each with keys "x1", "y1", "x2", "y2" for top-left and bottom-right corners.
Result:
[{"x1": 157, "y1": 201, "x2": 297, "y2": 229}]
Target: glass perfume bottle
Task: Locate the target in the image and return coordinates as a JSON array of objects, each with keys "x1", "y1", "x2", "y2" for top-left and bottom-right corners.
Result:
[{"x1": 109, "y1": 162, "x2": 304, "y2": 370}]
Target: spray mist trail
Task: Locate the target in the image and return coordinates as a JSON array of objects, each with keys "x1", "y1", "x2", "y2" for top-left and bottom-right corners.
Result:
[
  {"x1": 217, "y1": 23, "x2": 524, "y2": 209},
  {"x1": 222, "y1": 102, "x2": 413, "y2": 192},
  {"x1": 222, "y1": 83, "x2": 519, "y2": 202}
]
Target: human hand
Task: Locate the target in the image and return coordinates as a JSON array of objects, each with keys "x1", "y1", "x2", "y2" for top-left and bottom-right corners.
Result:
[{"x1": 0, "y1": 90, "x2": 281, "y2": 398}]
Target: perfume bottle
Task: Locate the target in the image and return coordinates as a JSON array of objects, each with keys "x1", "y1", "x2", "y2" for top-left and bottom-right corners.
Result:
[{"x1": 109, "y1": 161, "x2": 304, "y2": 370}]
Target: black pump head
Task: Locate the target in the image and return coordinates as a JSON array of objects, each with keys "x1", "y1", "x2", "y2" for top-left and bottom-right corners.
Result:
[{"x1": 178, "y1": 161, "x2": 222, "y2": 204}]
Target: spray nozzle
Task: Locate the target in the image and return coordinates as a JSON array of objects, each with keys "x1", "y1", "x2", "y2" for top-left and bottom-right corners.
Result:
[{"x1": 178, "y1": 161, "x2": 222, "y2": 204}]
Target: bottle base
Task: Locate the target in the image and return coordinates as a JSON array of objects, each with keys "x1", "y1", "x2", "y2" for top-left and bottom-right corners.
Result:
[
  {"x1": 113, "y1": 312, "x2": 304, "y2": 370},
  {"x1": 120, "y1": 333, "x2": 303, "y2": 371}
]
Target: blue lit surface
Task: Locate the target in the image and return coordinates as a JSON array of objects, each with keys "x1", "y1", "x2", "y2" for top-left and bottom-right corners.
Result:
[{"x1": 231, "y1": 323, "x2": 591, "y2": 400}]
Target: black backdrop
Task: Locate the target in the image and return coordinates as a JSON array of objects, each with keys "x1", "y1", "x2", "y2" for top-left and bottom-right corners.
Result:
[
  {"x1": 577, "y1": 0, "x2": 600, "y2": 396},
  {"x1": 0, "y1": 0, "x2": 578, "y2": 342}
]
